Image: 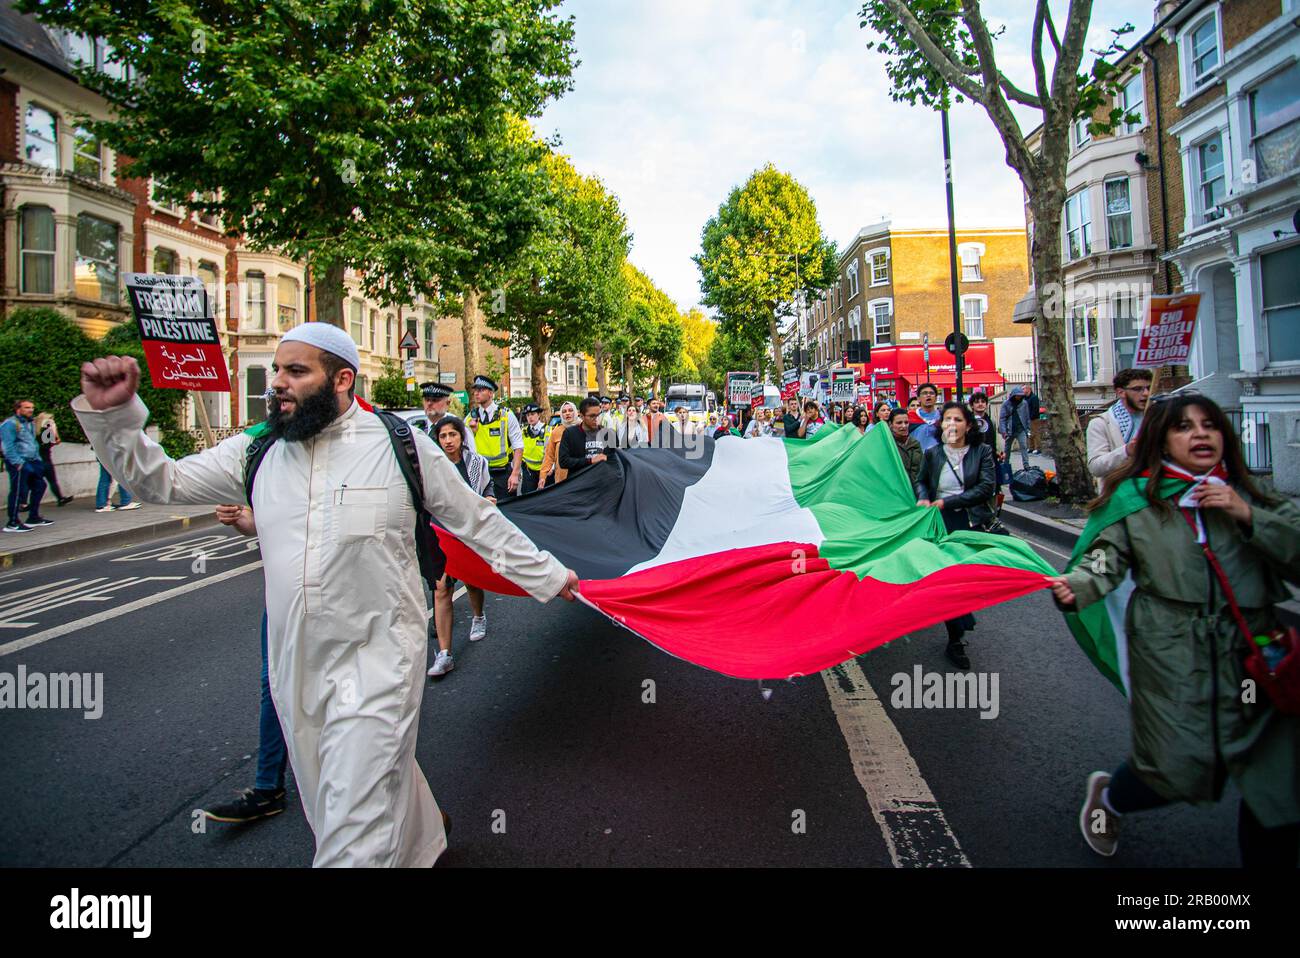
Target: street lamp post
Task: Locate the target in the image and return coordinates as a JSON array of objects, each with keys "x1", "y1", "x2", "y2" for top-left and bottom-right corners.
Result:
[{"x1": 941, "y1": 106, "x2": 965, "y2": 401}]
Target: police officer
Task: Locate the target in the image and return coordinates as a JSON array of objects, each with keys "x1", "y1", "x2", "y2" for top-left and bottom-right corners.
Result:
[
  {"x1": 413, "y1": 382, "x2": 453, "y2": 435},
  {"x1": 466, "y1": 374, "x2": 523, "y2": 499},
  {"x1": 520, "y1": 403, "x2": 549, "y2": 494}
]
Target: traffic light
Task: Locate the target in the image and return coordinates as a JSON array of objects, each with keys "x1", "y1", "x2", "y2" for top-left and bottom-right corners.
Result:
[{"x1": 846, "y1": 340, "x2": 871, "y2": 364}]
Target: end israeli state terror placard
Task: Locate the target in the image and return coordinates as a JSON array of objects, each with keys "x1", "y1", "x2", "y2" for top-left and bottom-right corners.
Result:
[
  {"x1": 1133, "y1": 293, "x2": 1201, "y2": 368},
  {"x1": 124, "y1": 273, "x2": 231, "y2": 391}
]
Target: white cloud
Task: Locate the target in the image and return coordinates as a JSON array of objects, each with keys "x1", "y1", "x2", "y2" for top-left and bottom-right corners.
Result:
[{"x1": 538, "y1": 0, "x2": 1151, "y2": 312}]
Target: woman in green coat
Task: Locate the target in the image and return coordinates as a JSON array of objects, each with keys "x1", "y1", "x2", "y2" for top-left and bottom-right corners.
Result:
[{"x1": 1048, "y1": 394, "x2": 1299, "y2": 868}]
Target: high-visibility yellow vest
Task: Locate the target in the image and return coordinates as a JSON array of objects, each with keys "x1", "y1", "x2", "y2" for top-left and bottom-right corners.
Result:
[
  {"x1": 472, "y1": 406, "x2": 511, "y2": 468},
  {"x1": 522, "y1": 427, "x2": 547, "y2": 470}
]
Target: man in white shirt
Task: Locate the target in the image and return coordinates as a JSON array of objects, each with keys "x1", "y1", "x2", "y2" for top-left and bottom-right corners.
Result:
[
  {"x1": 73, "y1": 325, "x2": 578, "y2": 867},
  {"x1": 466, "y1": 374, "x2": 524, "y2": 499},
  {"x1": 1086, "y1": 368, "x2": 1153, "y2": 481}
]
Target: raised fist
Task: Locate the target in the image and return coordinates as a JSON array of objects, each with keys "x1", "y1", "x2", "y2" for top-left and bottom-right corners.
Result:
[{"x1": 80, "y1": 355, "x2": 141, "y2": 411}]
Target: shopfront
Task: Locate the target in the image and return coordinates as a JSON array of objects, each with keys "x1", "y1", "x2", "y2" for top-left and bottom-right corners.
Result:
[{"x1": 849, "y1": 343, "x2": 1005, "y2": 404}]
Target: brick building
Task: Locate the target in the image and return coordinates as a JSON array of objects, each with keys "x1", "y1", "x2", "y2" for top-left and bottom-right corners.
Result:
[
  {"x1": 1017, "y1": 0, "x2": 1299, "y2": 488},
  {"x1": 802, "y1": 220, "x2": 1032, "y2": 395},
  {"x1": 0, "y1": 4, "x2": 503, "y2": 435}
]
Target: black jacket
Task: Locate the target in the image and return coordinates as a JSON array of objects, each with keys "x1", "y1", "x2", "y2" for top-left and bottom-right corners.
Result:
[
  {"x1": 559, "y1": 423, "x2": 612, "y2": 474},
  {"x1": 915, "y1": 442, "x2": 996, "y2": 525}
]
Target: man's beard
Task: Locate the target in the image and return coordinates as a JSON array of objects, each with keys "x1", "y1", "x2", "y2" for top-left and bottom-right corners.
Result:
[{"x1": 267, "y1": 380, "x2": 343, "y2": 442}]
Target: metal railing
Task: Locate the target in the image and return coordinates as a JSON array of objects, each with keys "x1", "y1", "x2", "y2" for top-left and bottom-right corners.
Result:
[{"x1": 1226, "y1": 410, "x2": 1272, "y2": 473}]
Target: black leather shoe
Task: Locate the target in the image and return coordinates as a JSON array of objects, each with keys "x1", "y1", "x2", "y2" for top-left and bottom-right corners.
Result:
[{"x1": 945, "y1": 640, "x2": 971, "y2": 670}]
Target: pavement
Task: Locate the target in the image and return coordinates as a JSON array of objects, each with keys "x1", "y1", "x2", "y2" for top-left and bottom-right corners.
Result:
[
  {"x1": 0, "y1": 525, "x2": 1248, "y2": 868},
  {"x1": 1, "y1": 496, "x2": 218, "y2": 571}
]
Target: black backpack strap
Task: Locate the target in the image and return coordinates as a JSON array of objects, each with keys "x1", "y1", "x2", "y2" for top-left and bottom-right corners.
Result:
[
  {"x1": 376, "y1": 411, "x2": 424, "y2": 509},
  {"x1": 242, "y1": 434, "x2": 277, "y2": 505}
]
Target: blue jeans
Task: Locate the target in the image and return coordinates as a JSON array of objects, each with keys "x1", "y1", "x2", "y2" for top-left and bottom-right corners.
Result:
[
  {"x1": 94, "y1": 464, "x2": 133, "y2": 509},
  {"x1": 256, "y1": 611, "x2": 288, "y2": 793},
  {"x1": 6, "y1": 460, "x2": 46, "y2": 524}
]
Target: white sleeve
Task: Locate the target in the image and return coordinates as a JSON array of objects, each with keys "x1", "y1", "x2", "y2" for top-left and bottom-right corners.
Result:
[
  {"x1": 506, "y1": 410, "x2": 524, "y2": 450},
  {"x1": 72, "y1": 394, "x2": 251, "y2": 505},
  {"x1": 412, "y1": 429, "x2": 567, "y2": 601}
]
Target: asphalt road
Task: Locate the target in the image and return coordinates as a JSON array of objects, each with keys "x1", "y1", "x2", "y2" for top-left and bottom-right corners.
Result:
[{"x1": 0, "y1": 526, "x2": 1241, "y2": 867}]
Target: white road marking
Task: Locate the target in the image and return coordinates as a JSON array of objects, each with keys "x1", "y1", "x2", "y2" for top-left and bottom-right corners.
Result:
[
  {"x1": 0, "y1": 561, "x2": 263, "y2": 658},
  {"x1": 453, "y1": 585, "x2": 466, "y2": 600},
  {"x1": 822, "y1": 657, "x2": 970, "y2": 868},
  {"x1": 0, "y1": 575, "x2": 186, "y2": 629}
]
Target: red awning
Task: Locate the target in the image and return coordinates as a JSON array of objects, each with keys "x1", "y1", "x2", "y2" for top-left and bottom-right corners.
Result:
[{"x1": 925, "y1": 370, "x2": 1005, "y2": 388}]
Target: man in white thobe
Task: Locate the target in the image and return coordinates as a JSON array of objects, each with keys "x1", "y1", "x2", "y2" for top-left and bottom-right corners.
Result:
[{"x1": 74, "y1": 324, "x2": 577, "y2": 867}]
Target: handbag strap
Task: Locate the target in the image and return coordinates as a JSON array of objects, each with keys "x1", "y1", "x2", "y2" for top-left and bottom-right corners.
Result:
[{"x1": 1178, "y1": 508, "x2": 1267, "y2": 669}]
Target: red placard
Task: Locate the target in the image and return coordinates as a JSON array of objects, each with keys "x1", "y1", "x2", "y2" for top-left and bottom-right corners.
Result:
[
  {"x1": 124, "y1": 273, "x2": 231, "y2": 392},
  {"x1": 1133, "y1": 294, "x2": 1201, "y2": 368}
]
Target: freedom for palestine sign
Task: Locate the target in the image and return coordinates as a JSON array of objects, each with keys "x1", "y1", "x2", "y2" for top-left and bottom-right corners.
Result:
[{"x1": 123, "y1": 273, "x2": 231, "y2": 392}]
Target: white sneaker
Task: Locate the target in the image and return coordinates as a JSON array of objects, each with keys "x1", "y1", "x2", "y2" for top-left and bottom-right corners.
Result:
[
  {"x1": 469, "y1": 615, "x2": 487, "y2": 642},
  {"x1": 117, "y1": 501, "x2": 142, "y2": 511},
  {"x1": 427, "y1": 650, "x2": 454, "y2": 677},
  {"x1": 95, "y1": 506, "x2": 116, "y2": 513}
]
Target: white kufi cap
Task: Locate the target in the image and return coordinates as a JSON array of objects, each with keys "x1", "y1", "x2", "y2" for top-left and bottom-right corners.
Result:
[{"x1": 281, "y1": 322, "x2": 361, "y2": 370}]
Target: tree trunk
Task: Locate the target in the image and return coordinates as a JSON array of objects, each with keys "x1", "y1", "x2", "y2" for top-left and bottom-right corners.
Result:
[
  {"x1": 531, "y1": 342, "x2": 550, "y2": 418},
  {"x1": 593, "y1": 342, "x2": 608, "y2": 396},
  {"x1": 1029, "y1": 196, "x2": 1093, "y2": 503},
  {"x1": 768, "y1": 309, "x2": 784, "y2": 380},
  {"x1": 313, "y1": 260, "x2": 346, "y2": 328},
  {"x1": 461, "y1": 288, "x2": 484, "y2": 383}
]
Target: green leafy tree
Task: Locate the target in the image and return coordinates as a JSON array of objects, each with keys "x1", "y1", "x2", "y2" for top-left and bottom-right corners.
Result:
[
  {"x1": 612, "y1": 264, "x2": 684, "y2": 397},
  {"x1": 859, "y1": 0, "x2": 1136, "y2": 502},
  {"x1": 694, "y1": 165, "x2": 838, "y2": 381},
  {"x1": 370, "y1": 358, "x2": 410, "y2": 410},
  {"x1": 21, "y1": 0, "x2": 578, "y2": 327},
  {"x1": 488, "y1": 148, "x2": 631, "y2": 414}
]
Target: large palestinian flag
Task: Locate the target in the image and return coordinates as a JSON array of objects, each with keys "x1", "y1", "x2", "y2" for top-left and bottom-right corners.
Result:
[{"x1": 438, "y1": 423, "x2": 1056, "y2": 679}]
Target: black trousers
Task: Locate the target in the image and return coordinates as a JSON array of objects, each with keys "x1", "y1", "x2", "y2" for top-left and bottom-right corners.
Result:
[
  {"x1": 488, "y1": 467, "x2": 514, "y2": 500},
  {"x1": 39, "y1": 444, "x2": 64, "y2": 500},
  {"x1": 942, "y1": 507, "x2": 976, "y2": 643},
  {"x1": 521, "y1": 465, "x2": 541, "y2": 495},
  {"x1": 1108, "y1": 761, "x2": 1299, "y2": 869}
]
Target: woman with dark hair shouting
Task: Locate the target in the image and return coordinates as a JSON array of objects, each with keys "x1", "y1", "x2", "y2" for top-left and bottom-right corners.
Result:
[
  {"x1": 915, "y1": 401, "x2": 996, "y2": 670},
  {"x1": 1048, "y1": 394, "x2": 1299, "y2": 868}
]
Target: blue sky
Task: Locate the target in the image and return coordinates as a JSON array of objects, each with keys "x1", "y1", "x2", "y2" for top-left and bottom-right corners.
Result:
[{"x1": 536, "y1": 0, "x2": 1151, "y2": 312}]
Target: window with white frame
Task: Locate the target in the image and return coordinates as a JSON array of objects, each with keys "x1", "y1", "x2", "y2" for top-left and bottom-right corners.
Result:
[
  {"x1": 196, "y1": 260, "x2": 220, "y2": 318},
  {"x1": 868, "y1": 298, "x2": 893, "y2": 345},
  {"x1": 1195, "y1": 133, "x2": 1226, "y2": 222},
  {"x1": 1185, "y1": 12, "x2": 1220, "y2": 90},
  {"x1": 279, "y1": 276, "x2": 299, "y2": 330},
  {"x1": 1069, "y1": 304, "x2": 1100, "y2": 382},
  {"x1": 246, "y1": 367, "x2": 267, "y2": 424},
  {"x1": 961, "y1": 295, "x2": 987, "y2": 339},
  {"x1": 74, "y1": 213, "x2": 119, "y2": 304},
  {"x1": 567, "y1": 361, "x2": 577, "y2": 386},
  {"x1": 1250, "y1": 62, "x2": 1300, "y2": 183},
  {"x1": 73, "y1": 126, "x2": 101, "y2": 179},
  {"x1": 1120, "y1": 72, "x2": 1145, "y2": 133},
  {"x1": 959, "y1": 243, "x2": 984, "y2": 282},
  {"x1": 424, "y1": 311, "x2": 435, "y2": 357},
  {"x1": 247, "y1": 273, "x2": 268, "y2": 329},
  {"x1": 1261, "y1": 244, "x2": 1300, "y2": 364},
  {"x1": 405, "y1": 316, "x2": 418, "y2": 350},
  {"x1": 846, "y1": 260, "x2": 860, "y2": 298},
  {"x1": 868, "y1": 248, "x2": 889, "y2": 285},
  {"x1": 24, "y1": 104, "x2": 57, "y2": 169},
  {"x1": 19, "y1": 206, "x2": 55, "y2": 295},
  {"x1": 152, "y1": 247, "x2": 178, "y2": 274},
  {"x1": 1072, "y1": 116, "x2": 1091, "y2": 150},
  {"x1": 1105, "y1": 178, "x2": 1133, "y2": 249},
  {"x1": 369, "y1": 309, "x2": 378, "y2": 351},
  {"x1": 386, "y1": 316, "x2": 395, "y2": 356},
  {"x1": 347, "y1": 298, "x2": 362, "y2": 344},
  {"x1": 1063, "y1": 187, "x2": 1092, "y2": 260},
  {"x1": 1111, "y1": 290, "x2": 1142, "y2": 372},
  {"x1": 848, "y1": 306, "x2": 861, "y2": 341}
]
